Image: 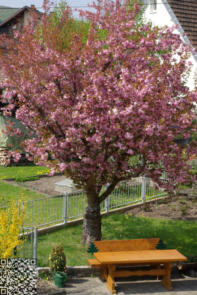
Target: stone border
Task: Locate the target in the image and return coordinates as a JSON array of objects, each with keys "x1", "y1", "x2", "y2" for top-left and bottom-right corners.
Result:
[{"x1": 38, "y1": 266, "x2": 100, "y2": 277}]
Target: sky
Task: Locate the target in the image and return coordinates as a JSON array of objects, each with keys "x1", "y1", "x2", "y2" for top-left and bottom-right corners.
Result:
[
  {"x1": 0, "y1": 0, "x2": 94, "y2": 18},
  {"x1": 0, "y1": 0, "x2": 92, "y2": 9}
]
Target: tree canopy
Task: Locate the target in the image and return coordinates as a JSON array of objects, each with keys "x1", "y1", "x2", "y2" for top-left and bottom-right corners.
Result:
[{"x1": 0, "y1": 0, "x2": 197, "y2": 243}]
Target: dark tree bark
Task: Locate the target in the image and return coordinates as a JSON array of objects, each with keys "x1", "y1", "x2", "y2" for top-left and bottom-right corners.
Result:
[
  {"x1": 81, "y1": 179, "x2": 120, "y2": 245},
  {"x1": 82, "y1": 191, "x2": 102, "y2": 245}
]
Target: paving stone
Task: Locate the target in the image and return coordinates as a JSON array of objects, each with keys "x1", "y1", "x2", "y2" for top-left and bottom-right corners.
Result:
[{"x1": 64, "y1": 277, "x2": 197, "y2": 295}]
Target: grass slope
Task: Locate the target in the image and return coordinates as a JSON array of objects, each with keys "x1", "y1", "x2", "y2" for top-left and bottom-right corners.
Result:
[
  {"x1": 0, "y1": 165, "x2": 50, "y2": 226},
  {"x1": 0, "y1": 165, "x2": 49, "y2": 180},
  {"x1": 35, "y1": 214, "x2": 197, "y2": 267},
  {"x1": 0, "y1": 181, "x2": 45, "y2": 203}
]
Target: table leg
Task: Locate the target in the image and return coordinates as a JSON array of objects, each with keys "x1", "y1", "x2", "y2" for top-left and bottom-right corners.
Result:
[
  {"x1": 100, "y1": 266, "x2": 108, "y2": 281},
  {"x1": 156, "y1": 263, "x2": 162, "y2": 280},
  {"x1": 161, "y1": 263, "x2": 173, "y2": 291},
  {"x1": 106, "y1": 265, "x2": 116, "y2": 294}
]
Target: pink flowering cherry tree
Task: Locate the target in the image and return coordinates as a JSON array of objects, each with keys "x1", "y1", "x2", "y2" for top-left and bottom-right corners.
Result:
[{"x1": 0, "y1": 0, "x2": 197, "y2": 244}]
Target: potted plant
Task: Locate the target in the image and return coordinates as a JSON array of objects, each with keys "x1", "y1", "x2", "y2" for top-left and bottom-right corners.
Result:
[{"x1": 49, "y1": 244, "x2": 67, "y2": 288}]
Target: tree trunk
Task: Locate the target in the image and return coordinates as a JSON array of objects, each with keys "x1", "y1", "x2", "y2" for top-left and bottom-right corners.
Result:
[{"x1": 82, "y1": 192, "x2": 101, "y2": 245}]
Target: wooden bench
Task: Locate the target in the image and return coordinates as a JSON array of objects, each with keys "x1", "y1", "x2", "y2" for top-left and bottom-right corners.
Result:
[
  {"x1": 88, "y1": 238, "x2": 160, "y2": 279},
  {"x1": 88, "y1": 238, "x2": 160, "y2": 268}
]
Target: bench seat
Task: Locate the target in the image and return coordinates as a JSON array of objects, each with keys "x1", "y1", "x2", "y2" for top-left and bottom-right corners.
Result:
[{"x1": 88, "y1": 258, "x2": 101, "y2": 267}]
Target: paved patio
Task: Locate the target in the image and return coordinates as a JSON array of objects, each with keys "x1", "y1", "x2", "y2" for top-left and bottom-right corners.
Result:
[{"x1": 66, "y1": 277, "x2": 197, "y2": 295}]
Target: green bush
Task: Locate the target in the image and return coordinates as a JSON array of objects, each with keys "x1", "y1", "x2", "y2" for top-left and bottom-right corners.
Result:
[{"x1": 49, "y1": 244, "x2": 66, "y2": 273}]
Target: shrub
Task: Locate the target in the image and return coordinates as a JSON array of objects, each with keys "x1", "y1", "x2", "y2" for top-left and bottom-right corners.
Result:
[
  {"x1": 49, "y1": 244, "x2": 66, "y2": 273},
  {"x1": 0, "y1": 201, "x2": 25, "y2": 258}
]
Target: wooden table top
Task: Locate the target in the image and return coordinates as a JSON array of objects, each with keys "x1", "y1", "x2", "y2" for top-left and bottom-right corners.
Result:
[{"x1": 94, "y1": 249, "x2": 187, "y2": 265}]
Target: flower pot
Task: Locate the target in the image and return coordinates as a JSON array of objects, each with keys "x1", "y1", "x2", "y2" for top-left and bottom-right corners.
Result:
[{"x1": 53, "y1": 271, "x2": 67, "y2": 288}]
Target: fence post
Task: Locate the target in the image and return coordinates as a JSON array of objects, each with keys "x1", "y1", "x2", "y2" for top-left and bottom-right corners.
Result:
[
  {"x1": 141, "y1": 176, "x2": 146, "y2": 203},
  {"x1": 62, "y1": 193, "x2": 68, "y2": 224},
  {"x1": 13, "y1": 246, "x2": 17, "y2": 256},
  {"x1": 18, "y1": 200, "x2": 23, "y2": 216},
  {"x1": 33, "y1": 228, "x2": 37, "y2": 261},
  {"x1": 105, "y1": 184, "x2": 110, "y2": 213}
]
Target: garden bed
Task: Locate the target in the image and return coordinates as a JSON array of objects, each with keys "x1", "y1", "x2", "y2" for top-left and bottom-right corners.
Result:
[{"x1": 124, "y1": 194, "x2": 197, "y2": 221}]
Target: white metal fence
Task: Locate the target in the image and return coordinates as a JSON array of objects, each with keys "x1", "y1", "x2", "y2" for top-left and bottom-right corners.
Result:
[
  {"x1": 17, "y1": 176, "x2": 167, "y2": 229},
  {"x1": 3, "y1": 177, "x2": 167, "y2": 260},
  {"x1": 13, "y1": 227, "x2": 37, "y2": 260}
]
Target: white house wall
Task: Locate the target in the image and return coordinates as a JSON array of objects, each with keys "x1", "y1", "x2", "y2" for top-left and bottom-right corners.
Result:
[{"x1": 143, "y1": 0, "x2": 197, "y2": 90}]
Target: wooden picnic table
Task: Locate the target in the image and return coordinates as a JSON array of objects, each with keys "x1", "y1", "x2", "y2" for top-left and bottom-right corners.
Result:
[{"x1": 94, "y1": 249, "x2": 187, "y2": 294}]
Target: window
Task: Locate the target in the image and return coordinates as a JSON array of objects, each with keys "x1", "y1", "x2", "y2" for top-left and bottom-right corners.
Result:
[{"x1": 150, "y1": 0, "x2": 157, "y2": 12}]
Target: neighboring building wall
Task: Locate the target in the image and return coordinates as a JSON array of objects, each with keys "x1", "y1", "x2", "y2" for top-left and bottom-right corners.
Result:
[
  {"x1": 144, "y1": 0, "x2": 174, "y2": 27},
  {"x1": 143, "y1": 0, "x2": 197, "y2": 90},
  {"x1": 0, "y1": 6, "x2": 40, "y2": 36},
  {"x1": 0, "y1": 6, "x2": 40, "y2": 165},
  {"x1": 0, "y1": 115, "x2": 29, "y2": 165},
  {"x1": 0, "y1": 10, "x2": 34, "y2": 36},
  {"x1": 24, "y1": 9, "x2": 33, "y2": 26}
]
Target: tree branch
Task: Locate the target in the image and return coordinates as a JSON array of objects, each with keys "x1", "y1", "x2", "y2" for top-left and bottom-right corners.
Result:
[
  {"x1": 99, "y1": 178, "x2": 119, "y2": 204},
  {"x1": 54, "y1": 79, "x2": 64, "y2": 99},
  {"x1": 25, "y1": 96, "x2": 66, "y2": 139},
  {"x1": 103, "y1": 136, "x2": 118, "y2": 161}
]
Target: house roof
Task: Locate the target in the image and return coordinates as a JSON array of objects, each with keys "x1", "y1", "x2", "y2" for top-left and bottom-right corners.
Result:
[
  {"x1": 0, "y1": 5, "x2": 41, "y2": 28},
  {"x1": 0, "y1": 6, "x2": 18, "y2": 23},
  {"x1": 168, "y1": 0, "x2": 197, "y2": 50}
]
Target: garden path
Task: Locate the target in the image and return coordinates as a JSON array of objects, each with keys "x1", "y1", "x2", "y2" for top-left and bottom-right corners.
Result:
[{"x1": 38, "y1": 277, "x2": 197, "y2": 295}]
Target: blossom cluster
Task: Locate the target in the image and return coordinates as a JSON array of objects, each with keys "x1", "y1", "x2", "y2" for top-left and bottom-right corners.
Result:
[{"x1": 0, "y1": 0, "x2": 197, "y2": 195}]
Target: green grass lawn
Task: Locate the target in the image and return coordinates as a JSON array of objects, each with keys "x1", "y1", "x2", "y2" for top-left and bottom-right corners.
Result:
[
  {"x1": 0, "y1": 165, "x2": 50, "y2": 225},
  {"x1": 0, "y1": 165, "x2": 49, "y2": 181},
  {"x1": 0, "y1": 181, "x2": 45, "y2": 205},
  {"x1": 33, "y1": 214, "x2": 197, "y2": 267}
]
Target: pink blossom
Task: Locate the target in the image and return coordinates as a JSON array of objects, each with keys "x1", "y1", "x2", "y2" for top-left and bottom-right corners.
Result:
[{"x1": 0, "y1": 0, "x2": 196, "y2": 196}]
